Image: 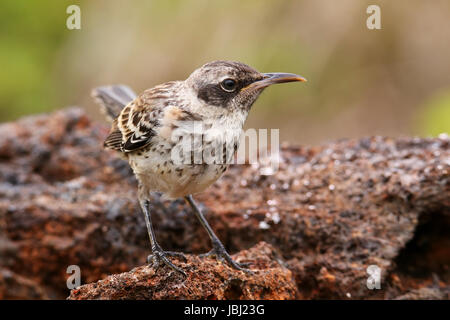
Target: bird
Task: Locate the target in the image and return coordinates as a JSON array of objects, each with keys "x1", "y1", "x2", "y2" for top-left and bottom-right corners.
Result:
[{"x1": 92, "y1": 60, "x2": 306, "y2": 276}]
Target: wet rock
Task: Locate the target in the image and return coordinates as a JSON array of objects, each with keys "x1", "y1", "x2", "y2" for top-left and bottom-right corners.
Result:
[{"x1": 0, "y1": 108, "x2": 448, "y2": 299}]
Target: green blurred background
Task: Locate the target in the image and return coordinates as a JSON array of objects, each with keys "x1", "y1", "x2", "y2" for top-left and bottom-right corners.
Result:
[{"x1": 0, "y1": 0, "x2": 449, "y2": 144}]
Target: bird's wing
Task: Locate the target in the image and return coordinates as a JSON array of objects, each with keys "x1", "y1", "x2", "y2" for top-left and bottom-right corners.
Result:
[
  {"x1": 104, "y1": 94, "x2": 158, "y2": 153},
  {"x1": 103, "y1": 81, "x2": 191, "y2": 153}
]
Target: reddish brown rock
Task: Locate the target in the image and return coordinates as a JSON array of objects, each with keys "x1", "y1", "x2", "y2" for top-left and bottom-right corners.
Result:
[
  {"x1": 0, "y1": 108, "x2": 448, "y2": 299},
  {"x1": 68, "y1": 242, "x2": 297, "y2": 300},
  {"x1": 0, "y1": 268, "x2": 48, "y2": 299}
]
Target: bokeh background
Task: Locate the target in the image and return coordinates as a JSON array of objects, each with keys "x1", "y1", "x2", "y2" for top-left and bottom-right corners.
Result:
[{"x1": 1, "y1": 0, "x2": 449, "y2": 144}]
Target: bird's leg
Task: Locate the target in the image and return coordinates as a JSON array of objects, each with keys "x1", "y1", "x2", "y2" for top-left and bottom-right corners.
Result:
[
  {"x1": 185, "y1": 195, "x2": 252, "y2": 274},
  {"x1": 139, "y1": 199, "x2": 187, "y2": 276}
]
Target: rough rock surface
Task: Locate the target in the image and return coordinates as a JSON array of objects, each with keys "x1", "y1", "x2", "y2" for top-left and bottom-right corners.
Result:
[
  {"x1": 0, "y1": 108, "x2": 448, "y2": 299},
  {"x1": 68, "y1": 242, "x2": 297, "y2": 300}
]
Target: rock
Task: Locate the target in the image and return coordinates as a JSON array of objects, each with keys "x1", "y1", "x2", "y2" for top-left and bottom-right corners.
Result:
[
  {"x1": 0, "y1": 108, "x2": 448, "y2": 299},
  {"x1": 68, "y1": 242, "x2": 297, "y2": 300},
  {"x1": 0, "y1": 268, "x2": 48, "y2": 299},
  {"x1": 394, "y1": 287, "x2": 448, "y2": 300}
]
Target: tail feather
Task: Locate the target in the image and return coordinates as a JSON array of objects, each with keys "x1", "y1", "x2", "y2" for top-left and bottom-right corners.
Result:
[{"x1": 91, "y1": 85, "x2": 137, "y2": 121}]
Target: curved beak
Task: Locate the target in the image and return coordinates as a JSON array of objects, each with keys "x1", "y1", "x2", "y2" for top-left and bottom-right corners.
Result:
[{"x1": 243, "y1": 72, "x2": 307, "y2": 91}]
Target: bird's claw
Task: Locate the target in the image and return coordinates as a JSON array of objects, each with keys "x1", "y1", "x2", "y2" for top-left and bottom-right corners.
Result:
[
  {"x1": 200, "y1": 244, "x2": 254, "y2": 274},
  {"x1": 147, "y1": 248, "x2": 187, "y2": 277}
]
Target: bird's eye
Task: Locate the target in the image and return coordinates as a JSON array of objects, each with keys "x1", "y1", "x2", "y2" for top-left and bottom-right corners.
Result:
[{"x1": 220, "y1": 78, "x2": 237, "y2": 92}]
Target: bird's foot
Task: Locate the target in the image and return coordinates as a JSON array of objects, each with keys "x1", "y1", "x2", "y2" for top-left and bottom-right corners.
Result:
[
  {"x1": 147, "y1": 246, "x2": 187, "y2": 277},
  {"x1": 199, "y1": 241, "x2": 253, "y2": 274}
]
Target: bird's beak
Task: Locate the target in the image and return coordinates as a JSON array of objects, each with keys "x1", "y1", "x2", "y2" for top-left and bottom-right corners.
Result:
[
  {"x1": 262, "y1": 73, "x2": 307, "y2": 84},
  {"x1": 243, "y1": 72, "x2": 307, "y2": 91}
]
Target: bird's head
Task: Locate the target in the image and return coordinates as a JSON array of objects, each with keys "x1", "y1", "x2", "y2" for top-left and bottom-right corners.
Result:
[{"x1": 185, "y1": 60, "x2": 306, "y2": 117}]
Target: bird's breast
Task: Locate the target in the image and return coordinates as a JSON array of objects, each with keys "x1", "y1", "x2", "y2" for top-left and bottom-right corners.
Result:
[{"x1": 128, "y1": 133, "x2": 234, "y2": 199}]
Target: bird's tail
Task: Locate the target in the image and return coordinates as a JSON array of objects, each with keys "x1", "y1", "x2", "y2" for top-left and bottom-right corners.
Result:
[{"x1": 91, "y1": 85, "x2": 137, "y2": 122}]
